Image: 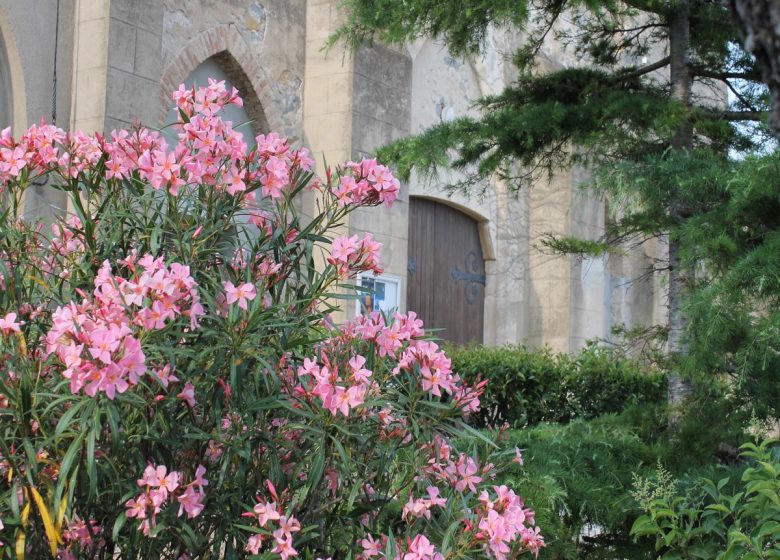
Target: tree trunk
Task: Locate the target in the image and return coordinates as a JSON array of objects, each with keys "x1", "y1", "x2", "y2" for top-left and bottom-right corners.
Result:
[
  {"x1": 667, "y1": 0, "x2": 694, "y2": 409},
  {"x1": 729, "y1": 0, "x2": 780, "y2": 138}
]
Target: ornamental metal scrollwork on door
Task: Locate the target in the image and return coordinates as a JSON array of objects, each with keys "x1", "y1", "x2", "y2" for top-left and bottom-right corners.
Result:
[{"x1": 451, "y1": 251, "x2": 486, "y2": 304}]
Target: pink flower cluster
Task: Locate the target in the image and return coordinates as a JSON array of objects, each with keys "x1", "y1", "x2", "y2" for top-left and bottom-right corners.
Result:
[
  {"x1": 327, "y1": 233, "x2": 383, "y2": 278},
  {"x1": 296, "y1": 353, "x2": 374, "y2": 417},
  {"x1": 250, "y1": 132, "x2": 314, "y2": 200},
  {"x1": 172, "y1": 80, "x2": 313, "y2": 201},
  {"x1": 243, "y1": 486, "x2": 301, "y2": 560},
  {"x1": 292, "y1": 312, "x2": 485, "y2": 421},
  {"x1": 413, "y1": 438, "x2": 543, "y2": 559},
  {"x1": 476, "y1": 486, "x2": 544, "y2": 559},
  {"x1": 360, "y1": 534, "x2": 443, "y2": 560},
  {"x1": 0, "y1": 312, "x2": 21, "y2": 336},
  {"x1": 135, "y1": 79, "x2": 249, "y2": 195},
  {"x1": 125, "y1": 464, "x2": 208, "y2": 535},
  {"x1": 348, "y1": 311, "x2": 484, "y2": 408},
  {"x1": 49, "y1": 216, "x2": 85, "y2": 259},
  {"x1": 402, "y1": 486, "x2": 447, "y2": 521},
  {"x1": 59, "y1": 514, "x2": 105, "y2": 558},
  {"x1": 333, "y1": 159, "x2": 400, "y2": 208},
  {"x1": 0, "y1": 121, "x2": 66, "y2": 185},
  {"x1": 0, "y1": 78, "x2": 319, "y2": 213},
  {"x1": 45, "y1": 254, "x2": 203, "y2": 399},
  {"x1": 421, "y1": 437, "x2": 487, "y2": 494},
  {"x1": 395, "y1": 340, "x2": 456, "y2": 397},
  {"x1": 0, "y1": 119, "x2": 130, "y2": 187}
]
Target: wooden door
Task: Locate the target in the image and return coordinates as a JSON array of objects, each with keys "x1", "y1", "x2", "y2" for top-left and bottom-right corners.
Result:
[{"x1": 407, "y1": 197, "x2": 485, "y2": 345}]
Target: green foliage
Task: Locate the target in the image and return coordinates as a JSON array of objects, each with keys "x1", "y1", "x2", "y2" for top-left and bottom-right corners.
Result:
[
  {"x1": 503, "y1": 415, "x2": 660, "y2": 559},
  {"x1": 329, "y1": 0, "x2": 533, "y2": 56},
  {"x1": 583, "y1": 150, "x2": 780, "y2": 418},
  {"x1": 498, "y1": 408, "x2": 746, "y2": 559},
  {"x1": 631, "y1": 439, "x2": 780, "y2": 559},
  {"x1": 334, "y1": 0, "x2": 768, "y2": 191},
  {"x1": 446, "y1": 344, "x2": 667, "y2": 428},
  {"x1": 679, "y1": 153, "x2": 780, "y2": 418}
]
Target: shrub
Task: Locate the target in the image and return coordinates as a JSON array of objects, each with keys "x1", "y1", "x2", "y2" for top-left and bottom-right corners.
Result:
[
  {"x1": 447, "y1": 344, "x2": 667, "y2": 428},
  {"x1": 631, "y1": 439, "x2": 780, "y2": 559},
  {"x1": 495, "y1": 415, "x2": 661, "y2": 559},
  {"x1": 0, "y1": 82, "x2": 542, "y2": 558}
]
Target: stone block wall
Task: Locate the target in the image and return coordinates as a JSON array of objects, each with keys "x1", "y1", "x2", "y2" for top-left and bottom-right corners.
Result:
[{"x1": 104, "y1": 0, "x2": 163, "y2": 132}]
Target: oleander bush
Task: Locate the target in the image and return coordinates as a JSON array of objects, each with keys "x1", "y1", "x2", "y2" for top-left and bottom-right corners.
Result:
[
  {"x1": 0, "y1": 81, "x2": 543, "y2": 559},
  {"x1": 447, "y1": 344, "x2": 667, "y2": 428}
]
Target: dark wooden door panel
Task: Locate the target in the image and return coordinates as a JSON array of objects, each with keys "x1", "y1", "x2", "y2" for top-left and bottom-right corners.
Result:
[{"x1": 407, "y1": 198, "x2": 485, "y2": 345}]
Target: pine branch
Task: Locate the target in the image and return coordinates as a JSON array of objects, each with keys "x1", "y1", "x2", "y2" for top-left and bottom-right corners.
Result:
[
  {"x1": 718, "y1": 110, "x2": 768, "y2": 121},
  {"x1": 723, "y1": 79, "x2": 760, "y2": 113},
  {"x1": 689, "y1": 66, "x2": 762, "y2": 81},
  {"x1": 615, "y1": 56, "x2": 671, "y2": 81}
]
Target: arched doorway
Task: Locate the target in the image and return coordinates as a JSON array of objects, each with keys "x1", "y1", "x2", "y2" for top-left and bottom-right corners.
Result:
[{"x1": 407, "y1": 197, "x2": 486, "y2": 345}]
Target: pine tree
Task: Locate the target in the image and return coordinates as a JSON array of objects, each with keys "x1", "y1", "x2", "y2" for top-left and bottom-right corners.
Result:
[{"x1": 330, "y1": 0, "x2": 773, "y2": 408}]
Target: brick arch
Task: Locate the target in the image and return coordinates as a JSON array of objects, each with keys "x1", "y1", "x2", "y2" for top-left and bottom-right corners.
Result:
[{"x1": 159, "y1": 23, "x2": 283, "y2": 133}]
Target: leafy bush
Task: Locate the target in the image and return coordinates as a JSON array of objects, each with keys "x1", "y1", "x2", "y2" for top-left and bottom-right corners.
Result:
[
  {"x1": 0, "y1": 82, "x2": 543, "y2": 558},
  {"x1": 447, "y1": 344, "x2": 667, "y2": 428},
  {"x1": 493, "y1": 389, "x2": 750, "y2": 560},
  {"x1": 497, "y1": 414, "x2": 661, "y2": 559},
  {"x1": 631, "y1": 439, "x2": 780, "y2": 559}
]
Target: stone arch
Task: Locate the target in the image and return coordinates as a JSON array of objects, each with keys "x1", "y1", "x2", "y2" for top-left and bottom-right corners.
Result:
[
  {"x1": 0, "y1": 5, "x2": 27, "y2": 133},
  {"x1": 159, "y1": 23, "x2": 282, "y2": 133}
]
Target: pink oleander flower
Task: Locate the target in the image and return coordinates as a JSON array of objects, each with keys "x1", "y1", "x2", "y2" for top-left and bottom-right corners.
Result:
[
  {"x1": 178, "y1": 382, "x2": 196, "y2": 407},
  {"x1": 153, "y1": 365, "x2": 179, "y2": 389},
  {"x1": 327, "y1": 233, "x2": 383, "y2": 278},
  {"x1": 252, "y1": 500, "x2": 281, "y2": 527},
  {"x1": 455, "y1": 456, "x2": 482, "y2": 493},
  {"x1": 246, "y1": 534, "x2": 264, "y2": 555},
  {"x1": 177, "y1": 485, "x2": 206, "y2": 519},
  {"x1": 0, "y1": 312, "x2": 22, "y2": 335},
  {"x1": 223, "y1": 281, "x2": 257, "y2": 310},
  {"x1": 46, "y1": 254, "x2": 201, "y2": 399},
  {"x1": 361, "y1": 535, "x2": 382, "y2": 558},
  {"x1": 272, "y1": 535, "x2": 298, "y2": 560},
  {"x1": 404, "y1": 535, "x2": 440, "y2": 560},
  {"x1": 125, "y1": 495, "x2": 149, "y2": 519}
]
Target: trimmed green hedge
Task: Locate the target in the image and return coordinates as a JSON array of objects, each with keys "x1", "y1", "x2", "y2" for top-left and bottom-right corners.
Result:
[{"x1": 448, "y1": 344, "x2": 667, "y2": 428}]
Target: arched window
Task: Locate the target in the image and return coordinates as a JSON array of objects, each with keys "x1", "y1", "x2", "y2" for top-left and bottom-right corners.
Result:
[{"x1": 163, "y1": 53, "x2": 268, "y2": 148}]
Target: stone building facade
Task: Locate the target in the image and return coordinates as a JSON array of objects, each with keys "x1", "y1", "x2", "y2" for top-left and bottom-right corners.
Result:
[{"x1": 0, "y1": 0, "x2": 665, "y2": 351}]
